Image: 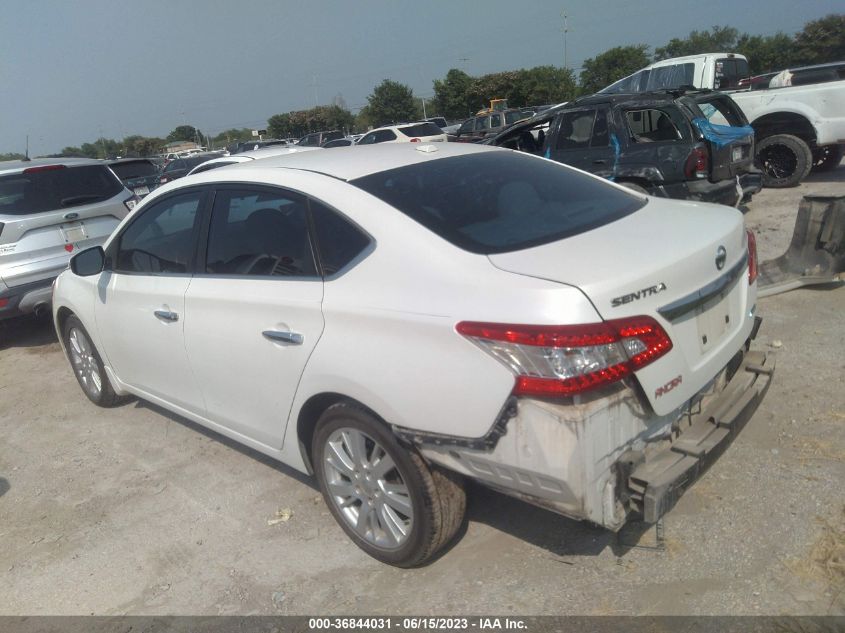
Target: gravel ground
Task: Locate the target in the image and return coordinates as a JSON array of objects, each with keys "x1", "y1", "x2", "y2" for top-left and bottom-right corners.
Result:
[{"x1": 0, "y1": 166, "x2": 843, "y2": 616}]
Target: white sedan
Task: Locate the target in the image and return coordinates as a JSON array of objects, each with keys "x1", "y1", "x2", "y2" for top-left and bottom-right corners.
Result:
[
  {"x1": 186, "y1": 145, "x2": 321, "y2": 175},
  {"x1": 53, "y1": 143, "x2": 773, "y2": 566},
  {"x1": 357, "y1": 122, "x2": 447, "y2": 145}
]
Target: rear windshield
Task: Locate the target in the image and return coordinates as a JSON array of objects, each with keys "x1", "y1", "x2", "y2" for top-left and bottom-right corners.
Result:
[
  {"x1": 351, "y1": 152, "x2": 645, "y2": 254},
  {"x1": 505, "y1": 110, "x2": 531, "y2": 125},
  {"x1": 110, "y1": 161, "x2": 158, "y2": 180},
  {"x1": 0, "y1": 165, "x2": 123, "y2": 215},
  {"x1": 398, "y1": 123, "x2": 442, "y2": 137}
]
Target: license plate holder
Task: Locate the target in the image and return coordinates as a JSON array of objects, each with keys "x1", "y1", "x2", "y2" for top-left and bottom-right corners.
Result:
[
  {"x1": 696, "y1": 292, "x2": 733, "y2": 353},
  {"x1": 134, "y1": 186, "x2": 150, "y2": 196},
  {"x1": 61, "y1": 222, "x2": 87, "y2": 244}
]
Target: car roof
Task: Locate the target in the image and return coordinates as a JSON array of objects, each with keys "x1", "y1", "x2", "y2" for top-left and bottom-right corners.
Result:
[
  {"x1": 107, "y1": 157, "x2": 156, "y2": 165},
  {"x1": 0, "y1": 157, "x2": 105, "y2": 175},
  {"x1": 192, "y1": 142, "x2": 500, "y2": 182}
]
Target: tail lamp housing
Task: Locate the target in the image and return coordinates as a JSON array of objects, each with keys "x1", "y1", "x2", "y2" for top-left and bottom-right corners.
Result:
[
  {"x1": 746, "y1": 229, "x2": 758, "y2": 284},
  {"x1": 684, "y1": 145, "x2": 709, "y2": 179},
  {"x1": 456, "y1": 316, "x2": 673, "y2": 398}
]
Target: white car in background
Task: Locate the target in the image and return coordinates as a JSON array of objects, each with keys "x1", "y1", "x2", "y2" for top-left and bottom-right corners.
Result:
[
  {"x1": 357, "y1": 122, "x2": 447, "y2": 145},
  {"x1": 52, "y1": 143, "x2": 773, "y2": 567},
  {"x1": 186, "y1": 145, "x2": 322, "y2": 175}
]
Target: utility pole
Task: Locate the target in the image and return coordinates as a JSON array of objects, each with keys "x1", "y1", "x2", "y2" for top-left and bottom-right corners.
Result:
[
  {"x1": 561, "y1": 10, "x2": 569, "y2": 70},
  {"x1": 421, "y1": 97, "x2": 427, "y2": 119}
]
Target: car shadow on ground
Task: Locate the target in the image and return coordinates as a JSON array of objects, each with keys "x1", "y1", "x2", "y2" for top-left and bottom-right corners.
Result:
[
  {"x1": 125, "y1": 399, "x2": 659, "y2": 563},
  {"x1": 130, "y1": 399, "x2": 319, "y2": 492},
  {"x1": 464, "y1": 482, "x2": 661, "y2": 560},
  {"x1": 802, "y1": 165, "x2": 844, "y2": 185},
  {"x1": 0, "y1": 477, "x2": 9, "y2": 498},
  {"x1": 0, "y1": 316, "x2": 57, "y2": 350}
]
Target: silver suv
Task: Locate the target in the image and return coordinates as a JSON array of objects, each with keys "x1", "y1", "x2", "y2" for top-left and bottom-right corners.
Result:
[{"x1": 0, "y1": 158, "x2": 135, "y2": 319}]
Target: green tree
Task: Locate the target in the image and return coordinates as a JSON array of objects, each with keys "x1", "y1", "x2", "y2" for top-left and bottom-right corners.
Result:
[
  {"x1": 513, "y1": 66, "x2": 577, "y2": 105},
  {"x1": 793, "y1": 14, "x2": 845, "y2": 65},
  {"x1": 654, "y1": 26, "x2": 739, "y2": 60},
  {"x1": 166, "y1": 125, "x2": 202, "y2": 143},
  {"x1": 579, "y1": 45, "x2": 650, "y2": 94},
  {"x1": 0, "y1": 152, "x2": 26, "y2": 161},
  {"x1": 213, "y1": 128, "x2": 255, "y2": 147},
  {"x1": 365, "y1": 79, "x2": 420, "y2": 126},
  {"x1": 432, "y1": 69, "x2": 475, "y2": 120},
  {"x1": 267, "y1": 105, "x2": 354, "y2": 139},
  {"x1": 735, "y1": 32, "x2": 796, "y2": 74}
]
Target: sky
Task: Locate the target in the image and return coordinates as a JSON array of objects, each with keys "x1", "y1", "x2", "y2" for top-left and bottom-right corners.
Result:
[{"x1": 1, "y1": 0, "x2": 841, "y2": 156}]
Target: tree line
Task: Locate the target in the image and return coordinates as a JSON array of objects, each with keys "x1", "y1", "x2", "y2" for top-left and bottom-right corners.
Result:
[{"x1": 50, "y1": 14, "x2": 842, "y2": 159}]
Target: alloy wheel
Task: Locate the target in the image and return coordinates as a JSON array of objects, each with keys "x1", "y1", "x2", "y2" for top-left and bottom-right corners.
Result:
[{"x1": 67, "y1": 327, "x2": 102, "y2": 399}]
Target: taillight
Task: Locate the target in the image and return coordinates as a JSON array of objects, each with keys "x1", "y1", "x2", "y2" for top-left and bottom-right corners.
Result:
[
  {"x1": 160, "y1": 176, "x2": 169, "y2": 184},
  {"x1": 747, "y1": 229, "x2": 758, "y2": 284},
  {"x1": 124, "y1": 194, "x2": 140, "y2": 212},
  {"x1": 0, "y1": 298, "x2": 8, "y2": 309},
  {"x1": 22, "y1": 164, "x2": 66, "y2": 174},
  {"x1": 684, "y1": 145, "x2": 709, "y2": 179},
  {"x1": 409, "y1": 138, "x2": 421, "y2": 143},
  {"x1": 456, "y1": 316, "x2": 672, "y2": 398}
]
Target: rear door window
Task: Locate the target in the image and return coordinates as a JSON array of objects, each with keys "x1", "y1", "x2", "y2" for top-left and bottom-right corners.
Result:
[
  {"x1": 489, "y1": 114, "x2": 503, "y2": 128},
  {"x1": 109, "y1": 161, "x2": 158, "y2": 180},
  {"x1": 204, "y1": 188, "x2": 317, "y2": 277},
  {"x1": 351, "y1": 152, "x2": 644, "y2": 254},
  {"x1": 646, "y1": 63, "x2": 695, "y2": 90},
  {"x1": 0, "y1": 165, "x2": 123, "y2": 215},
  {"x1": 625, "y1": 109, "x2": 681, "y2": 143},
  {"x1": 715, "y1": 58, "x2": 749, "y2": 90},
  {"x1": 474, "y1": 117, "x2": 490, "y2": 131}
]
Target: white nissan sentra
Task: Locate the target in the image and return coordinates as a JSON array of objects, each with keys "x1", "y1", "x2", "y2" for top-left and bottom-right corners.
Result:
[{"x1": 52, "y1": 143, "x2": 774, "y2": 566}]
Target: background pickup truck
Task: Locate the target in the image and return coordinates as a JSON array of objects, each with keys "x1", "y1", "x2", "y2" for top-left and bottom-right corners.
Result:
[
  {"x1": 601, "y1": 53, "x2": 845, "y2": 187},
  {"x1": 487, "y1": 89, "x2": 762, "y2": 207}
]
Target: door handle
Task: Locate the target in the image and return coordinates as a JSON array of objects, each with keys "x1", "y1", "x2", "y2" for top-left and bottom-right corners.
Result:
[
  {"x1": 262, "y1": 330, "x2": 304, "y2": 345},
  {"x1": 593, "y1": 159, "x2": 607, "y2": 165},
  {"x1": 154, "y1": 310, "x2": 179, "y2": 322}
]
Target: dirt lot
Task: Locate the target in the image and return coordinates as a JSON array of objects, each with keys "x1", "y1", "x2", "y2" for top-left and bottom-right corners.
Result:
[{"x1": 1, "y1": 168, "x2": 843, "y2": 616}]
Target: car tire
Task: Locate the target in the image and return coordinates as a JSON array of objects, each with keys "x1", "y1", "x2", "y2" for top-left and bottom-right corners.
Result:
[
  {"x1": 811, "y1": 144, "x2": 843, "y2": 173},
  {"x1": 757, "y1": 134, "x2": 812, "y2": 188},
  {"x1": 62, "y1": 315, "x2": 124, "y2": 407},
  {"x1": 313, "y1": 403, "x2": 466, "y2": 567},
  {"x1": 619, "y1": 182, "x2": 649, "y2": 195}
]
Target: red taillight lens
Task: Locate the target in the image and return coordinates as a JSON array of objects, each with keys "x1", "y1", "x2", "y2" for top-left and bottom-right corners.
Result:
[
  {"x1": 684, "y1": 145, "x2": 709, "y2": 179},
  {"x1": 747, "y1": 229, "x2": 758, "y2": 284},
  {"x1": 409, "y1": 138, "x2": 421, "y2": 143},
  {"x1": 22, "y1": 164, "x2": 66, "y2": 174},
  {"x1": 0, "y1": 297, "x2": 9, "y2": 309},
  {"x1": 456, "y1": 316, "x2": 673, "y2": 398}
]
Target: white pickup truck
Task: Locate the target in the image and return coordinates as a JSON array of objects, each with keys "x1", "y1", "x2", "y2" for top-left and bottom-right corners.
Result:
[{"x1": 601, "y1": 53, "x2": 845, "y2": 187}]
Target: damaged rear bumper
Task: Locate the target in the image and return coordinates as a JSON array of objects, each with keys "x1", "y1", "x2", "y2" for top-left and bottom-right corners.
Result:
[
  {"x1": 626, "y1": 348, "x2": 775, "y2": 523},
  {"x1": 407, "y1": 342, "x2": 774, "y2": 531}
]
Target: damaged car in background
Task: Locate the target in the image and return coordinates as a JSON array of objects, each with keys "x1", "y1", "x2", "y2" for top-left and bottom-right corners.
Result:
[
  {"x1": 487, "y1": 89, "x2": 762, "y2": 207},
  {"x1": 52, "y1": 143, "x2": 773, "y2": 567}
]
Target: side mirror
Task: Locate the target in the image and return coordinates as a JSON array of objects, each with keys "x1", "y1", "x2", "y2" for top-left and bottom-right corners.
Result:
[{"x1": 70, "y1": 246, "x2": 105, "y2": 276}]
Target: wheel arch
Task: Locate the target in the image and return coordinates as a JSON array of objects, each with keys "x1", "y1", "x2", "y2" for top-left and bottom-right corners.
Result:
[
  {"x1": 295, "y1": 392, "x2": 392, "y2": 475},
  {"x1": 752, "y1": 111, "x2": 817, "y2": 146}
]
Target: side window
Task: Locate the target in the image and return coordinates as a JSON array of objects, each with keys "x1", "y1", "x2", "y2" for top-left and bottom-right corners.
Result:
[
  {"x1": 115, "y1": 191, "x2": 202, "y2": 274},
  {"x1": 475, "y1": 117, "x2": 490, "y2": 131},
  {"x1": 358, "y1": 133, "x2": 377, "y2": 145},
  {"x1": 590, "y1": 108, "x2": 610, "y2": 147},
  {"x1": 377, "y1": 130, "x2": 397, "y2": 142},
  {"x1": 490, "y1": 113, "x2": 503, "y2": 128},
  {"x1": 555, "y1": 110, "x2": 596, "y2": 150},
  {"x1": 458, "y1": 119, "x2": 474, "y2": 135},
  {"x1": 205, "y1": 188, "x2": 317, "y2": 278},
  {"x1": 164, "y1": 160, "x2": 183, "y2": 173},
  {"x1": 625, "y1": 109, "x2": 681, "y2": 143},
  {"x1": 310, "y1": 200, "x2": 371, "y2": 276}
]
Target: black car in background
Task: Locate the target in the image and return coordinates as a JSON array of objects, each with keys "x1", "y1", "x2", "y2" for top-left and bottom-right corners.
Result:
[
  {"x1": 486, "y1": 90, "x2": 762, "y2": 206},
  {"x1": 227, "y1": 139, "x2": 290, "y2": 154},
  {"x1": 158, "y1": 153, "x2": 222, "y2": 185},
  {"x1": 297, "y1": 130, "x2": 343, "y2": 146},
  {"x1": 107, "y1": 158, "x2": 161, "y2": 198}
]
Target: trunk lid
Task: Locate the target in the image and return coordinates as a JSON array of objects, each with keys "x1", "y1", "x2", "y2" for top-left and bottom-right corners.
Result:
[{"x1": 488, "y1": 195, "x2": 754, "y2": 415}]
